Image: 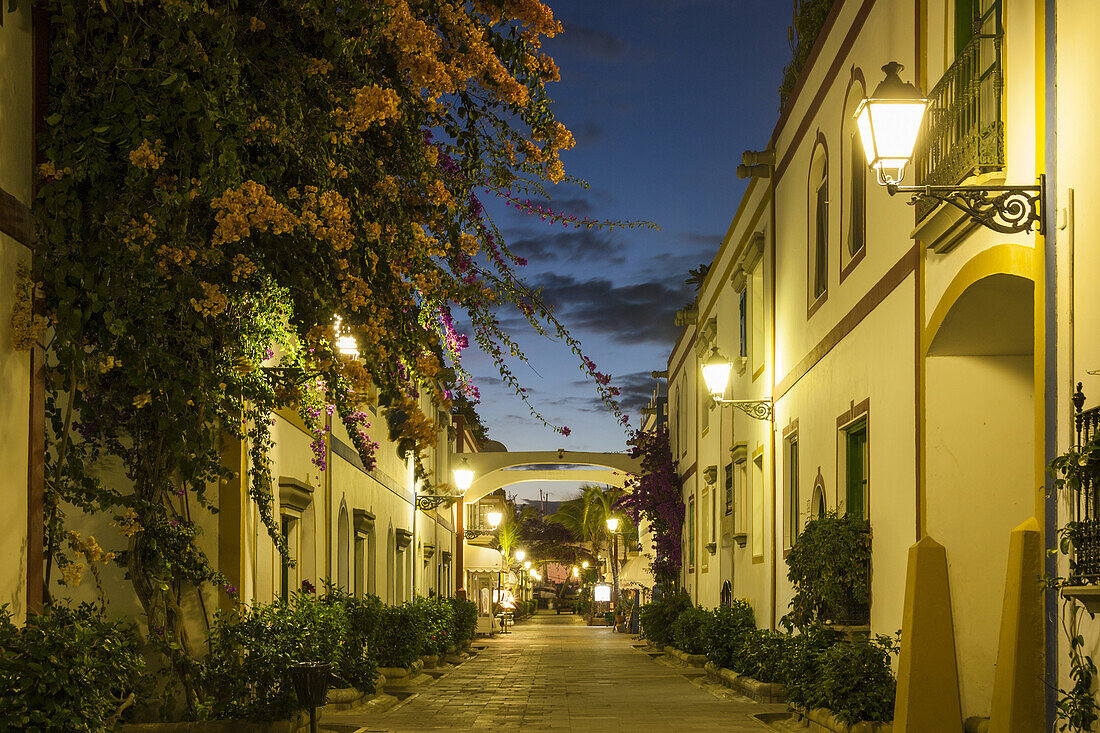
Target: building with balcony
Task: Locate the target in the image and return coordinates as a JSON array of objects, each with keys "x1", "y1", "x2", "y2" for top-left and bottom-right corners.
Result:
[{"x1": 666, "y1": 0, "x2": 1087, "y2": 726}]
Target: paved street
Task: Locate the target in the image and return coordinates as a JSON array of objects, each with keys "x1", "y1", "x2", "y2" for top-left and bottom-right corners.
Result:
[{"x1": 323, "y1": 612, "x2": 784, "y2": 732}]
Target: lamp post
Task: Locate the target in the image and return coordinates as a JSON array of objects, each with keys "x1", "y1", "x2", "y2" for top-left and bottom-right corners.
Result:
[
  {"x1": 451, "y1": 458, "x2": 474, "y2": 601},
  {"x1": 857, "y1": 61, "x2": 1044, "y2": 234},
  {"x1": 701, "y1": 347, "x2": 773, "y2": 420},
  {"x1": 606, "y1": 516, "x2": 623, "y2": 615}
]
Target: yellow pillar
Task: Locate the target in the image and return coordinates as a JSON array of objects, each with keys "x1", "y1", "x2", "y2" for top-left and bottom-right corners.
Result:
[
  {"x1": 894, "y1": 535, "x2": 963, "y2": 732},
  {"x1": 989, "y1": 518, "x2": 1044, "y2": 732}
]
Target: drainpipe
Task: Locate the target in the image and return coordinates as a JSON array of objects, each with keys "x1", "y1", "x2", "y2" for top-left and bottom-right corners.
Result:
[{"x1": 1043, "y1": 0, "x2": 1058, "y2": 726}]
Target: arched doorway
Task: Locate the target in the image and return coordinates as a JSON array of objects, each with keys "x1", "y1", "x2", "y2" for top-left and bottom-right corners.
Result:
[{"x1": 925, "y1": 269, "x2": 1034, "y2": 714}]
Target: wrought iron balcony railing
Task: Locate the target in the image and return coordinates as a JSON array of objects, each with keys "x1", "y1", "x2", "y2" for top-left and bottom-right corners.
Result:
[
  {"x1": 1069, "y1": 384, "x2": 1100, "y2": 582},
  {"x1": 914, "y1": 1, "x2": 1003, "y2": 220}
]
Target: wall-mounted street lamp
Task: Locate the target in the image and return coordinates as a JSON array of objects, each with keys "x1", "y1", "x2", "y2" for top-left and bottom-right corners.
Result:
[
  {"x1": 463, "y1": 506, "x2": 502, "y2": 540},
  {"x1": 857, "y1": 62, "x2": 1044, "y2": 234},
  {"x1": 524, "y1": 560, "x2": 532, "y2": 570},
  {"x1": 701, "y1": 347, "x2": 773, "y2": 421},
  {"x1": 452, "y1": 457, "x2": 475, "y2": 492},
  {"x1": 606, "y1": 516, "x2": 620, "y2": 533},
  {"x1": 514, "y1": 549, "x2": 526, "y2": 563},
  {"x1": 582, "y1": 560, "x2": 589, "y2": 569}
]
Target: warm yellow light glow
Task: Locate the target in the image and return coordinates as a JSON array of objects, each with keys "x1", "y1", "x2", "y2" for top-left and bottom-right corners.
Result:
[
  {"x1": 333, "y1": 316, "x2": 359, "y2": 357},
  {"x1": 487, "y1": 510, "x2": 503, "y2": 529},
  {"x1": 701, "y1": 346, "x2": 732, "y2": 398},
  {"x1": 606, "y1": 516, "x2": 620, "y2": 533},
  {"x1": 855, "y1": 62, "x2": 928, "y2": 186},
  {"x1": 452, "y1": 458, "x2": 474, "y2": 492},
  {"x1": 514, "y1": 549, "x2": 526, "y2": 563},
  {"x1": 524, "y1": 560, "x2": 532, "y2": 569},
  {"x1": 572, "y1": 566, "x2": 579, "y2": 578},
  {"x1": 582, "y1": 561, "x2": 589, "y2": 569}
]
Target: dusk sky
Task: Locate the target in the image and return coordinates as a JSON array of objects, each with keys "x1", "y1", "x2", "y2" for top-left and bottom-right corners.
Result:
[{"x1": 462, "y1": 1, "x2": 793, "y2": 500}]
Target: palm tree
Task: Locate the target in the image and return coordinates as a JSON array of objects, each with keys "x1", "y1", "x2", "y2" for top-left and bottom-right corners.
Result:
[{"x1": 548, "y1": 484, "x2": 637, "y2": 611}]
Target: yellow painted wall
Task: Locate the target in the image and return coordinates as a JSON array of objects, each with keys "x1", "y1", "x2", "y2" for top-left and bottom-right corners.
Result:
[{"x1": 0, "y1": 6, "x2": 33, "y2": 624}]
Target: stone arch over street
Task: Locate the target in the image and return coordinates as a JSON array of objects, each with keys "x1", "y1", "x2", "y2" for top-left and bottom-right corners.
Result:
[{"x1": 456, "y1": 450, "x2": 641, "y2": 505}]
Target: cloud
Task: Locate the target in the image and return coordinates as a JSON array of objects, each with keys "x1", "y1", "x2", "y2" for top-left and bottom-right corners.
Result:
[
  {"x1": 680, "y1": 231, "x2": 723, "y2": 247},
  {"x1": 507, "y1": 228, "x2": 624, "y2": 265},
  {"x1": 571, "y1": 369, "x2": 662, "y2": 416},
  {"x1": 555, "y1": 23, "x2": 628, "y2": 60},
  {"x1": 528, "y1": 273, "x2": 688, "y2": 345}
]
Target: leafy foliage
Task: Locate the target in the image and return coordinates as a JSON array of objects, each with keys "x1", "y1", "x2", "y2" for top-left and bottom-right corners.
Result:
[
  {"x1": 201, "y1": 592, "x2": 348, "y2": 721},
  {"x1": 639, "y1": 589, "x2": 692, "y2": 648},
  {"x1": 671, "y1": 605, "x2": 711, "y2": 656},
  {"x1": 702, "y1": 599, "x2": 756, "y2": 670},
  {"x1": 373, "y1": 603, "x2": 428, "y2": 670},
  {"x1": 778, "y1": 625, "x2": 843, "y2": 711},
  {"x1": 449, "y1": 597, "x2": 479, "y2": 646},
  {"x1": 1048, "y1": 431, "x2": 1100, "y2": 732},
  {"x1": 35, "y1": 0, "x2": 645, "y2": 706},
  {"x1": 783, "y1": 512, "x2": 871, "y2": 630},
  {"x1": 0, "y1": 603, "x2": 146, "y2": 731},
  {"x1": 802, "y1": 636, "x2": 898, "y2": 725},
  {"x1": 320, "y1": 584, "x2": 383, "y2": 693},
  {"x1": 620, "y1": 427, "x2": 683, "y2": 585},
  {"x1": 412, "y1": 595, "x2": 455, "y2": 656}
]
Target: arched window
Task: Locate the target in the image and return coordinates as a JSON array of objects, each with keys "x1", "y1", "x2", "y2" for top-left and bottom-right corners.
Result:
[
  {"x1": 811, "y1": 478, "x2": 827, "y2": 520},
  {"x1": 808, "y1": 137, "x2": 829, "y2": 311},
  {"x1": 842, "y1": 72, "x2": 867, "y2": 280},
  {"x1": 337, "y1": 504, "x2": 350, "y2": 590}
]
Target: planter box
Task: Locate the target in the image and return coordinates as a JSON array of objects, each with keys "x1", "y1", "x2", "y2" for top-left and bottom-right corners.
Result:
[
  {"x1": 420, "y1": 654, "x2": 439, "y2": 669},
  {"x1": 793, "y1": 705, "x2": 892, "y2": 733},
  {"x1": 120, "y1": 713, "x2": 306, "y2": 733},
  {"x1": 665, "y1": 646, "x2": 708, "y2": 668},
  {"x1": 704, "y1": 662, "x2": 787, "y2": 703}
]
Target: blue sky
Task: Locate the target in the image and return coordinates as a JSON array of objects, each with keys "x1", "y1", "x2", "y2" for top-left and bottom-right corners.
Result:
[{"x1": 462, "y1": 1, "x2": 793, "y2": 500}]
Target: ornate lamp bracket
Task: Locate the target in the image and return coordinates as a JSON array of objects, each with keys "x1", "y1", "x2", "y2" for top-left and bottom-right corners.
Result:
[
  {"x1": 415, "y1": 494, "x2": 457, "y2": 512},
  {"x1": 463, "y1": 528, "x2": 498, "y2": 540},
  {"x1": 714, "y1": 398, "x2": 773, "y2": 422},
  {"x1": 887, "y1": 176, "x2": 1045, "y2": 235}
]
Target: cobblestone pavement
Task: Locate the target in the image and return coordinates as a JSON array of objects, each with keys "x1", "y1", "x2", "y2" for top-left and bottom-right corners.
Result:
[{"x1": 322, "y1": 612, "x2": 785, "y2": 732}]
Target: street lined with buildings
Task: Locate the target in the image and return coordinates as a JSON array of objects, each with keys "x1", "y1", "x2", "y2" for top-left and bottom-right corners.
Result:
[{"x1": 323, "y1": 613, "x2": 784, "y2": 733}]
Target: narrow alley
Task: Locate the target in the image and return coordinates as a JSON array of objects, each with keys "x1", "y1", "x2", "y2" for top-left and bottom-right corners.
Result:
[{"x1": 322, "y1": 613, "x2": 784, "y2": 732}]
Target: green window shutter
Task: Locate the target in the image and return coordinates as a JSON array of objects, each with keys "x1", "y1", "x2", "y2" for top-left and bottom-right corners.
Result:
[{"x1": 846, "y1": 425, "x2": 867, "y2": 519}]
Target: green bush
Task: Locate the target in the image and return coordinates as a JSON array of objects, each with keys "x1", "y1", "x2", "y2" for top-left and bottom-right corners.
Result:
[
  {"x1": 703, "y1": 599, "x2": 756, "y2": 669},
  {"x1": 784, "y1": 512, "x2": 871, "y2": 630},
  {"x1": 450, "y1": 597, "x2": 478, "y2": 644},
  {"x1": 411, "y1": 596, "x2": 455, "y2": 655},
  {"x1": 670, "y1": 605, "x2": 712, "y2": 656},
  {"x1": 201, "y1": 592, "x2": 346, "y2": 721},
  {"x1": 639, "y1": 589, "x2": 691, "y2": 647},
  {"x1": 734, "y1": 629, "x2": 789, "y2": 684},
  {"x1": 320, "y1": 586, "x2": 382, "y2": 692},
  {"x1": 373, "y1": 603, "x2": 427, "y2": 669},
  {"x1": 806, "y1": 638, "x2": 897, "y2": 724},
  {"x1": 0, "y1": 603, "x2": 145, "y2": 731},
  {"x1": 779, "y1": 625, "x2": 842, "y2": 710}
]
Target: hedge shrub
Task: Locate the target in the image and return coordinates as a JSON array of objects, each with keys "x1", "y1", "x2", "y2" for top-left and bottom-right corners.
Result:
[
  {"x1": 670, "y1": 605, "x2": 712, "y2": 656},
  {"x1": 703, "y1": 599, "x2": 756, "y2": 669},
  {"x1": 0, "y1": 603, "x2": 145, "y2": 731},
  {"x1": 806, "y1": 638, "x2": 897, "y2": 724},
  {"x1": 735, "y1": 629, "x2": 789, "y2": 684},
  {"x1": 450, "y1": 597, "x2": 478, "y2": 645},
  {"x1": 373, "y1": 603, "x2": 427, "y2": 669},
  {"x1": 639, "y1": 589, "x2": 691, "y2": 647},
  {"x1": 779, "y1": 625, "x2": 842, "y2": 710},
  {"x1": 412, "y1": 596, "x2": 455, "y2": 655},
  {"x1": 202, "y1": 592, "x2": 347, "y2": 721},
  {"x1": 320, "y1": 587, "x2": 383, "y2": 692}
]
